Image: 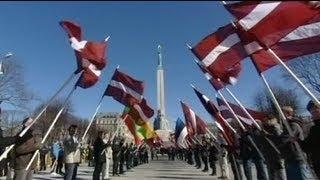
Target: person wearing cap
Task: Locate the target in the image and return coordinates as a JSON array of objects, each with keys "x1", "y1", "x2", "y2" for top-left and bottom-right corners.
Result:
[
  {"x1": 300, "y1": 100, "x2": 320, "y2": 179},
  {"x1": 280, "y1": 106, "x2": 306, "y2": 180},
  {"x1": 13, "y1": 117, "x2": 42, "y2": 180}
]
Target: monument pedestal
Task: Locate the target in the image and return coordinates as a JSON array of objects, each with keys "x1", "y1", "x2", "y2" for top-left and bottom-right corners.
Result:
[{"x1": 155, "y1": 129, "x2": 174, "y2": 148}]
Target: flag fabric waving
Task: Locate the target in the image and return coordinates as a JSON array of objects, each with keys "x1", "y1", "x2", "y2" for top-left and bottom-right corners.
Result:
[
  {"x1": 244, "y1": 14, "x2": 320, "y2": 73},
  {"x1": 75, "y1": 61, "x2": 102, "y2": 89},
  {"x1": 180, "y1": 101, "x2": 207, "y2": 136},
  {"x1": 123, "y1": 113, "x2": 143, "y2": 145},
  {"x1": 192, "y1": 86, "x2": 235, "y2": 146},
  {"x1": 194, "y1": 59, "x2": 227, "y2": 90},
  {"x1": 105, "y1": 69, "x2": 154, "y2": 123},
  {"x1": 60, "y1": 20, "x2": 107, "y2": 72},
  {"x1": 104, "y1": 69, "x2": 144, "y2": 107},
  {"x1": 216, "y1": 97, "x2": 268, "y2": 126},
  {"x1": 175, "y1": 118, "x2": 188, "y2": 148},
  {"x1": 224, "y1": 1, "x2": 320, "y2": 47},
  {"x1": 191, "y1": 24, "x2": 246, "y2": 85}
]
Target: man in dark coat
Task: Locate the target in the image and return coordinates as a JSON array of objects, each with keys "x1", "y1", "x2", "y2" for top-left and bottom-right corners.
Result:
[
  {"x1": 92, "y1": 131, "x2": 108, "y2": 180},
  {"x1": 208, "y1": 140, "x2": 219, "y2": 176},
  {"x1": 300, "y1": 100, "x2": 320, "y2": 179},
  {"x1": 112, "y1": 138, "x2": 120, "y2": 176}
]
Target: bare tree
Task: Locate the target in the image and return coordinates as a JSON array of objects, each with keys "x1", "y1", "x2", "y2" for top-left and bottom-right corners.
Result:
[
  {"x1": 0, "y1": 59, "x2": 35, "y2": 111},
  {"x1": 32, "y1": 99, "x2": 91, "y2": 145},
  {"x1": 254, "y1": 86, "x2": 301, "y2": 116},
  {"x1": 0, "y1": 109, "x2": 29, "y2": 136},
  {"x1": 283, "y1": 53, "x2": 320, "y2": 95}
]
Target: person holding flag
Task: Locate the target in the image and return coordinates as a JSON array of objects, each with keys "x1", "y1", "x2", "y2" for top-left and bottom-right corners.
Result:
[
  {"x1": 13, "y1": 118, "x2": 42, "y2": 180},
  {"x1": 63, "y1": 125, "x2": 81, "y2": 180},
  {"x1": 300, "y1": 101, "x2": 320, "y2": 179}
]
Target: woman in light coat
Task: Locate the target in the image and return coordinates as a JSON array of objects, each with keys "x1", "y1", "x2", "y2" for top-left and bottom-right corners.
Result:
[{"x1": 102, "y1": 144, "x2": 112, "y2": 180}]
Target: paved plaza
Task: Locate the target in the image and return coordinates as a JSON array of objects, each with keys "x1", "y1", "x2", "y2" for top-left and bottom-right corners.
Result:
[{"x1": 1, "y1": 155, "x2": 241, "y2": 180}]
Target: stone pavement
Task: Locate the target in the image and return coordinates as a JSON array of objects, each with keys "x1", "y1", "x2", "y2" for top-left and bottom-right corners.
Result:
[{"x1": 2, "y1": 155, "x2": 241, "y2": 179}]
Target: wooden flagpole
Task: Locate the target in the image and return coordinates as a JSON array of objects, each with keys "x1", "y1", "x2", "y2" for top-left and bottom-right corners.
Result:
[
  {"x1": 217, "y1": 90, "x2": 266, "y2": 162},
  {"x1": 81, "y1": 96, "x2": 104, "y2": 142},
  {"x1": 0, "y1": 71, "x2": 78, "y2": 161},
  {"x1": 259, "y1": 73, "x2": 316, "y2": 175},
  {"x1": 26, "y1": 86, "x2": 76, "y2": 170},
  {"x1": 267, "y1": 48, "x2": 320, "y2": 105},
  {"x1": 224, "y1": 87, "x2": 281, "y2": 155}
]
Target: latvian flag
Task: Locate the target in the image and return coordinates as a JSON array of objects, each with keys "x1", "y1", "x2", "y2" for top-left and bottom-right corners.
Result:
[
  {"x1": 60, "y1": 20, "x2": 108, "y2": 89},
  {"x1": 175, "y1": 118, "x2": 188, "y2": 149},
  {"x1": 192, "y1": 86, "x2": 235, "y2": 147},
  {"x1": 191, "y1": 24, "x2": 246, "y2": 85},
  {"x1": 180, "y1": 101, "x2": 207, "y2": 137},
  {"x1": 105, "y1": 69, "x2": 144, "y2": 107},
  {"x1": 60, "y1": 20, "x2": 107, "y2": 73},
  {"x1": 224, "y1": 1, "x2": 320, "y2": 48},
  {"x1": 105, "y1": 69, "x2": 154, "y2": 122},
  {"x1": 216, "y1": 97, "x2": 268, "y2": 126},
  {"x1": 235, "y1": 14, "x2": 320, "y2": 73},
  {"x1": 194, "y1": 59, "x2": 227, "y2": 90}
]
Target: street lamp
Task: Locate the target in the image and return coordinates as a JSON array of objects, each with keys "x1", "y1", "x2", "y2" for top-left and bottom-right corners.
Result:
[{"x1": 0, "y1": 52, "x2": 13, "y2": 75}]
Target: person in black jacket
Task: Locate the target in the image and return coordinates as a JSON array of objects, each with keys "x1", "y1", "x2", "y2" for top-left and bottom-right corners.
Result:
[
  {"x1": 300, "y1": 100, "x2": 320, "y2": 179},
  {"x1": 92, "y1": 131, "x2": 109, "y2": 180},
  {"x1": 112, "y1": 138, "x2": 120, "y2": 176},
  {"x1": 0, "y1": 129, "x2": 18, "y2": 149},
  {"x1": 119, "y1": 139, "x2": 125, "y2": 174},
  {"x1": 208, "y1": 139, "x2": 219, "y2": 176},
  {"x1": 200, "y1": 139, "x2": 209, "y2": 172}
]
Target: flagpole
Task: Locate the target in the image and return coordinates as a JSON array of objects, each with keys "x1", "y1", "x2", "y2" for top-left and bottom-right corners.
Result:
[
  {"x1": 20, "y1": 71, "x2": 78, "y2": 137},
  {"x1": 190, "y1": 84, "x2": 238, "y2": 135},
  {"x1": 224, "y1": 87, "x2": 281, "y2": 155},
  {"x1": 267, "y1": 48, "x2": 320, "y2": 105},
  {"x1": 205, "y1": 128, "x2": 217, "y2": 140},
  {"x1": 217, "y1": 90, "x2": 266, "y2": 162},
  {"x1": 0, "y1": 71, "x2": 78, "y2": 161},
  {"x1": 81, "y1": 96, "x2": 104, "y2": 142},
  {"x1": 26, "y1": 86, "x2": 76, "y2": 170},
  {"x1": 259, "y1": 72, "x2": 313, "y2": 168}
]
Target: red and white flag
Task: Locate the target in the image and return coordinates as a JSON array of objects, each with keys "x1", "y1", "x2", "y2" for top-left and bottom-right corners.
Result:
[
  {"x1": 194, "y1": 59, "x2": 227, "y2": 90},
  {"x1": 180, "y1": 101, "x2": 207, "y2": 137},
  {"x1": 60, "y1": 21, "x2": 107, "y2": 72},
  {"x1": 192, "y1": 87, "x2": 235, "y2": 147},
  {"x1": 252, "y1": 15, "x2": 320, "y2": 72},
  {"x1": 224, "y1": 1, "x2": 320, "y2": 47},
  {"x1": 76, "y1": 62, "x2": 102, "y2": 89},
  {"x1": 191, "y1": 24, "x2": 246, "y2": 84},
  {"x1": 216, "y1": 97, "x2": 268, "y2": 126},
  {"x1": 105, "y1": 69, "x2": 154, "y2": 122},
  {"x1": 104, "y1": 69, "x2": 144, "y2": 107}
]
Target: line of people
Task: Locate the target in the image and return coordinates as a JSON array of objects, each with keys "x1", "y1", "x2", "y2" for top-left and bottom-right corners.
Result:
[
  {"x1": 173, "y1": 101, "x2": 320, "y2": 180},
  {"x1": 92, "y1": 131, "x2": 150, "y2": 180}
]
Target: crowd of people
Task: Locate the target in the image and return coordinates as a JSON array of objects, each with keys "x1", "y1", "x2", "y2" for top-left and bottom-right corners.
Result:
[
  {"x1": 0, "y1": 121, "x2": 153, "y2": 180},
  {"x1": 170, "y1": 100, "x2": 320, "y2": 180},
  {"x1": 0, "y1": 100, "x2": 319, "y2": 180}
]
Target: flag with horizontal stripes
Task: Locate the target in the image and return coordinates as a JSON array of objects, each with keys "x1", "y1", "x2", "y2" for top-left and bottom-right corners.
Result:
[
  {"x1": 192, "y1": 86, "x2": 235, "y2": 147},
  {"x1": 60, "y1": 20, "x2": 107, "y2": 73},
  {"x1": 224, "y1": 1, "x2": 319, "y2": 47},
  {"x1": 216, "y1": 97, "x2": 268, "y2": 126},
  {"x1": 105, "y1": 69, "x2": 144, "y2": 107},
  {"x1": 191, "y1": 24, "x2": 246, "y2": 85}
]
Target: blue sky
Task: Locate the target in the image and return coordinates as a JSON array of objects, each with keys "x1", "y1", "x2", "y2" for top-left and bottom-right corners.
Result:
[{"x1": 0, "y1": 2, "x2": 311, "y2": 128}]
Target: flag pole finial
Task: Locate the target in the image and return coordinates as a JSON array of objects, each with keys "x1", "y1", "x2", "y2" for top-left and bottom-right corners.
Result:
[
  {"x1": 190, "y1": 83, "x2": 196, "y2": 89},
  {"x1": 104, "y1": 36, "x2": 110, "y2": 42},
  {"x1": 186, "y1": 43, "x2": 192, "y2": 50}
]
